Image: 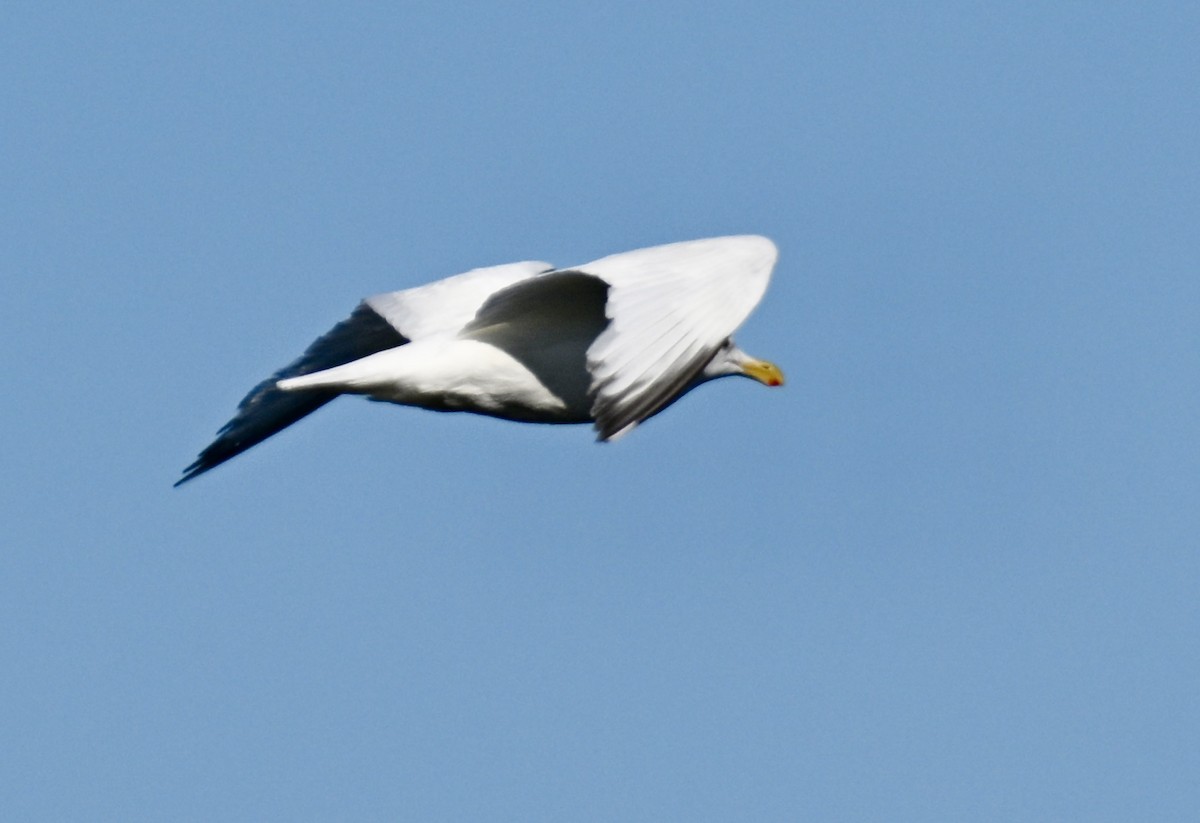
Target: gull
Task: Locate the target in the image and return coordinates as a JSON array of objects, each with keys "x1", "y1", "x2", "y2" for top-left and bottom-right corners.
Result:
[{"x1": 176, "y1": 235, "x2": 783, "y2": 485}]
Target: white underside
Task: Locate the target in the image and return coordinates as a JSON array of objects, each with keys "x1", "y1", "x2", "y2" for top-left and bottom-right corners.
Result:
[{"x1": 276, "y1": 337, "x2": 590, "y2": 423}]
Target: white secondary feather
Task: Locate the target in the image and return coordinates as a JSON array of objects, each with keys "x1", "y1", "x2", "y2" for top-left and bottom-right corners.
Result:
[
  {"x1": 574, "y1": 235, "x2": 778, "y2": 438},
  {"x1": 365, "y1": 261, "x2": 552, "y2": 340}
]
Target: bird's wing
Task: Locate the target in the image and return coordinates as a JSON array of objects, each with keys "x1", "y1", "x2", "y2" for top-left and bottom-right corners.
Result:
[
  {"x1": 366, "y1": 261, "x2": 553, "y2": 339},
  {"x1": 176, "y1": 302, "x2": 410, "y2": 485},
  {"x1": 578, "y1": 235, "x2": 778, "y2": 440},
  {"x1": 177, "y1": 260, "x2": 551, "y2": 484}
]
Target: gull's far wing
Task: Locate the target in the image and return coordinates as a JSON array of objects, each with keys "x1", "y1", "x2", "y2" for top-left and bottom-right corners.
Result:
[
  {"x1": 176, "y1": 303, "x2": 409, "y2": 485},
  {"x1": 366, "y1": 261, "x2": 553, "y2": 340},
  {"x1": 176, "y1": 260, "x2": 552, "y2": 485}
]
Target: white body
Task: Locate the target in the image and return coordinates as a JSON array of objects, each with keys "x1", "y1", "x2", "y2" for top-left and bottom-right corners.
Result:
[{"x1": 278, "y1": 337, "x2": 588, "y2": 422}]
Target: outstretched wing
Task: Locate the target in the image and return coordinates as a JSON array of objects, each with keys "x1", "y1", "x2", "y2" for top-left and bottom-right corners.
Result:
[
  {"x1": 580, "y1": 235, "x2": 778, "y2": 440},
  {"x1": 366, "y1": 261, "x2": 553, "y2": 340},
  {"x1": 175, "y1": 303, "x2": 409, "y2": 485},
  {"x1": 176, "y1": 260, "x2": 554, "y2": 485}
]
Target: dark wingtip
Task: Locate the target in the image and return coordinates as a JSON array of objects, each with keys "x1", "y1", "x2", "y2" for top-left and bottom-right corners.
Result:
[
  {"x1": 174, "y1": 302, "x2": 411, "y2": 487},
  {"x1": 173, "y1": 461, "x2": 205, "y2": 487},
  {"x1": 172, "y1": 432, "x2": 250, "y2": 487}
]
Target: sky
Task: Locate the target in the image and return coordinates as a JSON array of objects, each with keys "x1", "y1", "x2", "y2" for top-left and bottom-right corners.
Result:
[{"x1": 3, "y1": 2, "x2": 1198, "y2": 820}]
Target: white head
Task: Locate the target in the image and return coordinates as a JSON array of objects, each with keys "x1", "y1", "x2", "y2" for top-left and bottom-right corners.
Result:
[{"x1": 701, "y1": 340, "x2": 784, "y2": 386}]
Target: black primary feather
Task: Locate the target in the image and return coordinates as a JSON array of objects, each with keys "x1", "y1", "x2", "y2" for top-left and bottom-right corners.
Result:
[{"x1": 175, "y1": 303, "x2": 409, "y2": 486}]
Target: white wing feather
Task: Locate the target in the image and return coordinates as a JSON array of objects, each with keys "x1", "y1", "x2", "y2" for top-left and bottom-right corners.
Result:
[
  {"x1": 366, "y1": 261, "x2": 553, "y2": 340},
  {"x1": 578, "y1": 235, "x2": 778, "y2": 439}
]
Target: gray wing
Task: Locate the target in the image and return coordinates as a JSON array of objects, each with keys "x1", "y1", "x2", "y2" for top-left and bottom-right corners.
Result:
[
  {"x1": 366, "y1": 261, "x2": 553, "y2": 340},
  {"x1": 175, "y1": 303, "x2": 409, "y2": 485},
  {"x1": 579, "y1": 236, "x2": 777, "y2": 440}
]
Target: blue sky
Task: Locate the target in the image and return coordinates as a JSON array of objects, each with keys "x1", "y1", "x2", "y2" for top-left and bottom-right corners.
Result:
[{"x1": 3, "y1": 2, "x2": 1198, "y2": 820}]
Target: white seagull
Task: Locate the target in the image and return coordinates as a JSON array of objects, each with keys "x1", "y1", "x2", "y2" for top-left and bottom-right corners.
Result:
[{"x1": 176, "y1": 235, "x2": 783, "y2": 485}]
